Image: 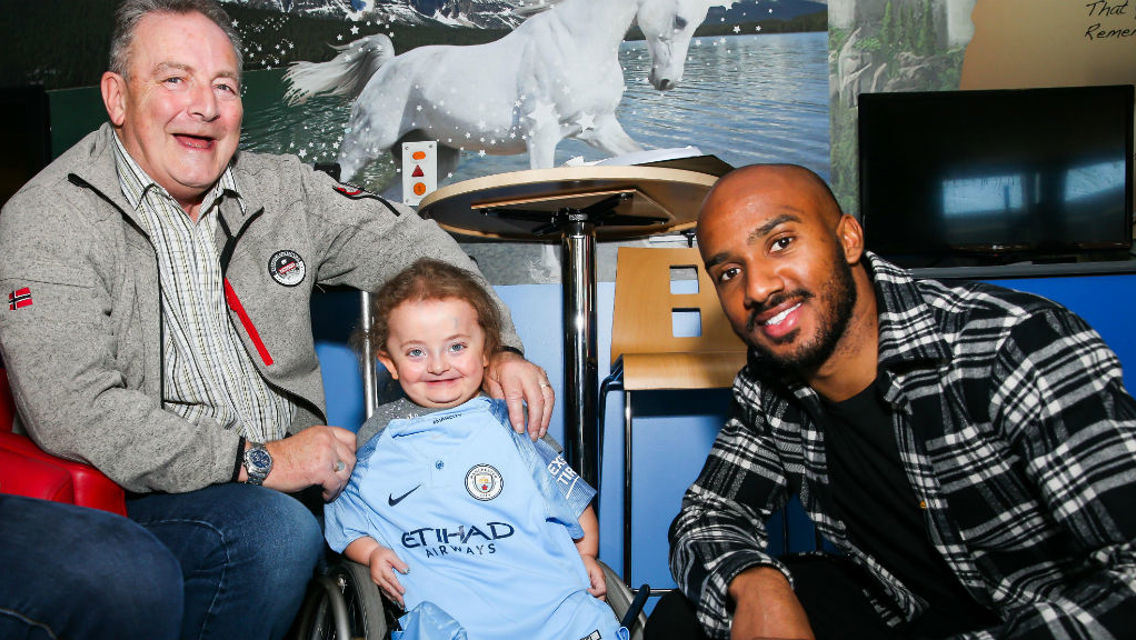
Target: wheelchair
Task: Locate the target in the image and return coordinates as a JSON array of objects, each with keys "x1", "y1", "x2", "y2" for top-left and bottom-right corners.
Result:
[{"x1": 293, "y1": 555, "x2": 649, "y2": 640}]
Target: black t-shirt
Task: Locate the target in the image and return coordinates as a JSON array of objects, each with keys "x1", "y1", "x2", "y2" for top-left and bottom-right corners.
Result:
[{"x1": 821, "y1": 378, "x2": 999, "y2": 638}]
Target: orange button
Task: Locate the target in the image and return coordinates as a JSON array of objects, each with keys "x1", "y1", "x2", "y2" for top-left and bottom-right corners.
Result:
[
  {"x1": 412, "y1": 151, "x2": 427, "y2": 160},
  {"x1": 413, "y1": 182, "x2": 427, "y2": 196}
]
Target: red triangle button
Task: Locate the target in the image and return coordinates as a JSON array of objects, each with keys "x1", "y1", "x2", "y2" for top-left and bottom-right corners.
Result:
[{"x1": 412, "y1": 165, "x2": 425, "y2": 177}]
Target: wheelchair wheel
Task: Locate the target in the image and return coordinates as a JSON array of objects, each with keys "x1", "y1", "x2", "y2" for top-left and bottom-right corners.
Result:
[{"x1": 296, "y1": 560, "x2": 389, "y2": 640}]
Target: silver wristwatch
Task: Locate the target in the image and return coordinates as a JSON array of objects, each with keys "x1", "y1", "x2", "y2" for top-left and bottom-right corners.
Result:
[{"x1": 243, "y1": 442, "x2": 273, "y2": 486}]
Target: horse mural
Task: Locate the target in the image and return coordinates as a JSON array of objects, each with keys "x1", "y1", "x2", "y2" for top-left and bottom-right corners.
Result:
[{"x1": 284, "y1": 0, "x2": 726, "y2": 184}]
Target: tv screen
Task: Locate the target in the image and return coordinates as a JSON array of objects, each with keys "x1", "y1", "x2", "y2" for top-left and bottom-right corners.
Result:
[{"x1": 858, "y1": 85, "x2": 1134, "y2": 268}]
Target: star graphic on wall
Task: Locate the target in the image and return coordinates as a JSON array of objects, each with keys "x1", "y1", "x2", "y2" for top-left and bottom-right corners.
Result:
[
  {"x1": 527, "y1": 101, "x2": 558, "y2": 124},
  {"x1": 733, "y1": 25, "x2": 741, "y2": 34},
  {"x1": 577, "y1": 112, "x2": 596, "y2": 131},
  {"x1": 351, "y1": 25, "x2": 360, "y2": 35}
]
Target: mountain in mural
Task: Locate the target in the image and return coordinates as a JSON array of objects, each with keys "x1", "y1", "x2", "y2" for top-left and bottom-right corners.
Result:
[
  {"x1": 221, "y1": 0, "x2": 827, "y2": 30},
  {"x1": 221, "y1": 0, "x2": 535, "y2": 28},
  {"x1": 422, "y1": 0, "x2": 526, "y2": 28},
  {"x1": 709, "y1": 0, "x2": 828, "y2": 24}
]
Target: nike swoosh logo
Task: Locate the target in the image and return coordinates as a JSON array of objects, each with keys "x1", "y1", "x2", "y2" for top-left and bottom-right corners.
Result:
[{"x1": 388, "y1": 484, "x2": 422, "y2": 507}]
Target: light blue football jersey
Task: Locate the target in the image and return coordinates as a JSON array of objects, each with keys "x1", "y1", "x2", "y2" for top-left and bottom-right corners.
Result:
[{"x1": 325, "y1": 397, "x2": 623, "y2": 640}]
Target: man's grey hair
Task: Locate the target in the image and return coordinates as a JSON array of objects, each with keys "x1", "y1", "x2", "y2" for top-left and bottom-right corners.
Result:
[{"x1": 109, "y1": 0, "x2": 244, "y2": 78}]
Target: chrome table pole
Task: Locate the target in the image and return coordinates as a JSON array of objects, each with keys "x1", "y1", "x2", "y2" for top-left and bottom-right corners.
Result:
[{"x1": 561, "y1": 214, "x2": 599, "y2": 489}]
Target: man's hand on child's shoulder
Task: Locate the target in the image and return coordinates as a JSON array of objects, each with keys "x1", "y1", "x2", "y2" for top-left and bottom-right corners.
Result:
[{"x1": 483, "y1": 350, "x2": 554, "y2": 439}]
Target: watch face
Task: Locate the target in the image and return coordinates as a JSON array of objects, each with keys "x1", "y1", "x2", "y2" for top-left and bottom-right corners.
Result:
[{"x1": 248, "y1": 448, "x2": 271, "y2": 470}]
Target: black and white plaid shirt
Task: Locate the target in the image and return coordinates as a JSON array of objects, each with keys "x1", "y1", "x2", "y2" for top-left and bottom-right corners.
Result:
[{"x1": 669, "y1": 253, "x2": 1136, "y2": 639}]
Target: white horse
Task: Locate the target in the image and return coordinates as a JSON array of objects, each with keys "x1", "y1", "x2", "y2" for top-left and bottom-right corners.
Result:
[{"x1": 284, "y1": 0, "x2": 724, "y2": 183}]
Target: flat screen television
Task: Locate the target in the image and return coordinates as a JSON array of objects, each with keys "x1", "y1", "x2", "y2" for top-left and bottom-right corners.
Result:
[{"x1": 858, "y1": 84, "x2": 1134, "y2": 268}]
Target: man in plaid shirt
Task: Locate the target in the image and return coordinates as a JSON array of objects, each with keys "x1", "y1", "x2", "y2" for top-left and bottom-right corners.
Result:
[{"x1": 652, "y1": 165, "x2": 1136, "y2": 640}]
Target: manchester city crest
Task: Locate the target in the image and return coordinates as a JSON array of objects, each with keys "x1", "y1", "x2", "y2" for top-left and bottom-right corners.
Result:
[{"x1": 465, "y1": 464, "x2": 503, "y2": 501}]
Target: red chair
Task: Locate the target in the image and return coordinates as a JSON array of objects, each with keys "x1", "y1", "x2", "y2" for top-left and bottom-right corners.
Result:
[{"x1": 0, "y1": 368, "x2": 126, "y2": 515}]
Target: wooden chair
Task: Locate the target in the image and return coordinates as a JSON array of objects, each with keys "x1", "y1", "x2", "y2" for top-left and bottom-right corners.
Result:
[{"x1": 601, "y1": 246, "x2": 748, "y2": 586}]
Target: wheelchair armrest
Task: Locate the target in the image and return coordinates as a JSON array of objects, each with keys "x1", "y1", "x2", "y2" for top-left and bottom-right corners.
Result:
[
  {"x1": 0, "y1": 431, "x2": 127, "y2": 516},
  {"x1": 598, "y1": 559, "x2": 648, "y2": 638}
]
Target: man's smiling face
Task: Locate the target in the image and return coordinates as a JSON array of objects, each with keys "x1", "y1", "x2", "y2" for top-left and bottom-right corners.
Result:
[
  {"x1": 697, "y1": 165, "x2": 859, "y2": 373},
  {"x1": 104, "y1": 10, "x2": 242, "y2": 213}
]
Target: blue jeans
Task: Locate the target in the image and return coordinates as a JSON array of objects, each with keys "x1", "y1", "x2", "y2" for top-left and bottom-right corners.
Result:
[
  {"x1": 0, "y1": 494, "x2": 183, "y2": 640},
  {"x1": 127, "y1": 483, "x2": 324, "y2": 640}
]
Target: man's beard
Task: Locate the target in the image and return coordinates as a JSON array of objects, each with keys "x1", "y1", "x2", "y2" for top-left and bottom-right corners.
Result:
[{"x1": 744, "y1": 247, "x2": 858, "y2": 373}]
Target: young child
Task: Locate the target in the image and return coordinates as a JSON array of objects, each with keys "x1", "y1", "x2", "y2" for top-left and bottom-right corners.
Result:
[{"x1": 324, "y1": 258, "x2": 626, "y2": 640}]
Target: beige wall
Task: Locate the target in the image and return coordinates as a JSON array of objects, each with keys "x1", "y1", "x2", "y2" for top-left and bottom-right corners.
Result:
[{"x1": 961, "y1": 0, "x2": 1136, "y2": 90}]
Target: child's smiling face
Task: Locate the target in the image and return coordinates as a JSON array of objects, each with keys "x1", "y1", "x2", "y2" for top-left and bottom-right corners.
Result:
[{"x1": 377, "y1": 297, "x2": 489, "y2": 409}]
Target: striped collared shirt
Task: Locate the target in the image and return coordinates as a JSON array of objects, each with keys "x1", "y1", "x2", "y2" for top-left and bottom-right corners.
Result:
[
  {"x1": 670, "y1": 253, "x2": 1136, "y2": 639},
  {"x1": 112, "y1": 134, "x2": 293, "y2": 444}
]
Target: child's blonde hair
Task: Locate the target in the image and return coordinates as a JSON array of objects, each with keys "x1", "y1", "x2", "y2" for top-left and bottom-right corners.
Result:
[{"x1": 364, "y1": 258, "x2": 503, "y2": 357}]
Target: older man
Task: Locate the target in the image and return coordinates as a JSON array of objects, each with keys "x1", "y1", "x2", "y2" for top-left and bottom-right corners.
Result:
[
  {"x1": 0, "y1": 0, "x2": 552, "y2": 638},
  {"x1": 652, "y1": 164, "x2": 1136, "y2": 639}
]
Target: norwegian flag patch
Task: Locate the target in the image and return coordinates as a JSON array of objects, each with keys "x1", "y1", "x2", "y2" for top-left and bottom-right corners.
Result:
[{"x1": 8, "y1": 287, "x2": 33, "y2": 310}]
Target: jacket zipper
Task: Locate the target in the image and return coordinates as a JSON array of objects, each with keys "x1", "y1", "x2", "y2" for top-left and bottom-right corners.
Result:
[
  {"x1": 217, "y1": 208, "x2": 273, "y2": 367},
  {"x1": 223, "y1": 278, "x2": 273, "y2": 366}
]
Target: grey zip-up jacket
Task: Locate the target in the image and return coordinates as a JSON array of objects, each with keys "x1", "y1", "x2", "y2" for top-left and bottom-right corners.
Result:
[{"x1": 0, "y1": 123, "x2": 523, "y2": 494}]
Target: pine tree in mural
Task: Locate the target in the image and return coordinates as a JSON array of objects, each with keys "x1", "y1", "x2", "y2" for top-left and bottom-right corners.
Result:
[{"x1": 881, "y1": 1, "x2": 896, "y2": 52}]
